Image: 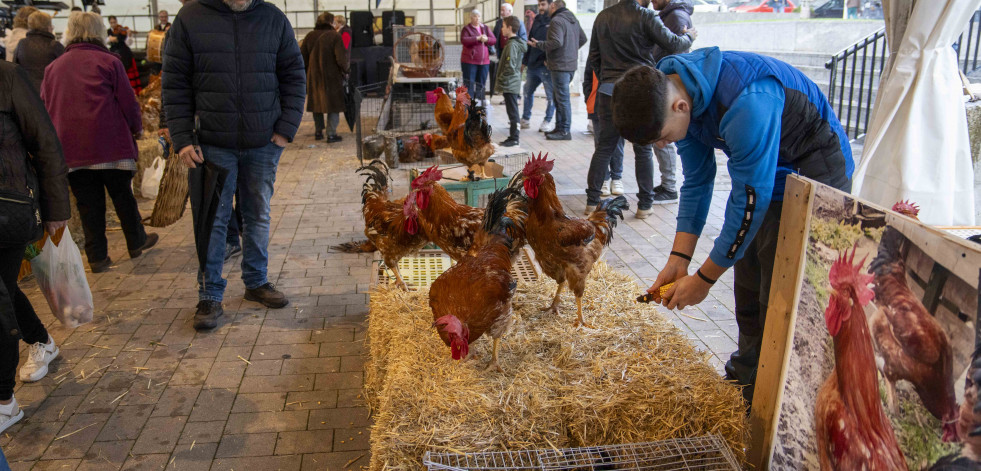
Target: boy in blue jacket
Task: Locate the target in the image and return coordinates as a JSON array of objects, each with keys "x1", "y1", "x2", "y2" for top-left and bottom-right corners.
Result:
[{"x1": 612, "y1": 47, "x2": 853, "y2": 404}]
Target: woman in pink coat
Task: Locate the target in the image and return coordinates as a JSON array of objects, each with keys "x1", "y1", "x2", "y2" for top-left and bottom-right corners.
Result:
[{"x1": 460, "y1": 9, "x2": 496, "y2": 105}]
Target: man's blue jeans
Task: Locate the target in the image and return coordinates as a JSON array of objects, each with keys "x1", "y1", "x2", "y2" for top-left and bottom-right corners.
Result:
[
  {"x1": 522, "y1": 65, "x2": 554, "y2": 122},
  {"x1": 461, "y1": 62, "x2": 490, "y2": 102},
  {"x1": 550, "y1": 70, "x2": 574, "y2": 134},
  {"x1": 193, "y1": 142, "x2": 283, "y2": 302}
]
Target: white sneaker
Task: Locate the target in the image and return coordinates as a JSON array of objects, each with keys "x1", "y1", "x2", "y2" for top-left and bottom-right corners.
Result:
[
  {"x1": 20, "y1": 335, "x2": 58, "y2": 383},
  {"x1": 584, "y1": 205, "x2": 597, "y2": 215},
  {"x1": 520, "y1": 119, "x2": 531, "y2": 129},
  {"x1": 539, "y1": 120, "x2": 555, "y2": 133},
  {"x1": 611, "y1": 179, "x2": 625, "y2": 196},
  {"x1": 600, "y1": 180, "x2": 612, "y2": 197},
  {"x1": 584, "y1": 121, "x2": 594, "y2": 135},
  {"x1": 0, "y1": 397, "x2": 24, "y2": 434},
  {"x1": 635, "y1": 208, "x2": 653, "y2": 219}
]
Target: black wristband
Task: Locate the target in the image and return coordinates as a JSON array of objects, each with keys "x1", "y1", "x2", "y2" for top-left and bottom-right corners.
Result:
[
  {"x1": 696, "y1": 269, "x2": 716, "y2": 285},
  {"x1": 670, "y1": 251, "x2": 692, "y2": 262}
]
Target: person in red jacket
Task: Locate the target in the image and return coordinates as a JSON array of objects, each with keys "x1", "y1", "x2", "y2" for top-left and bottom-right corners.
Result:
[
  {"x1": 42, "y1": 12, "x2": 158, "y2": 274},
  {"x1": 460, "y1": 9, "x2": 496, "y2": 105},
  {"x1": 334, "y1": 15, "x2": 352, "y2": 49}
]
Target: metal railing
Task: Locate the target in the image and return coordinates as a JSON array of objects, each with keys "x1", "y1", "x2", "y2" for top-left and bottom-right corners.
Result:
[
  {"x1": 826, "y1": 7, "x2": 981, "y2": 141},
  {"x1": 825, "y1": 28, "x2": 886, "y2": 140}
]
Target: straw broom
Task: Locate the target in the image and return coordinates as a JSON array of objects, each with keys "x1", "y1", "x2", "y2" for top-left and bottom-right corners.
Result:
[
  {"x1": 144, "y1": 144, "x2": 189, "y2": 228},
  {"x1": 365, "y1": 262, "x2": 749, "y2": 470}
]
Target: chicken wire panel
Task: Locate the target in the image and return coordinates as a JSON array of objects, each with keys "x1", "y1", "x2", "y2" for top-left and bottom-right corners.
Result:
[
  {"x1": 378, "y1": 248, "x2": 539, "y2": 290},
  {"x1": 393, "y1": 25, "x2": 446, "y2": 45},
  {"x1": 393, "y1": 25, "x2": 446, "y2": 75},
  {"x1": 423, "y1": 436, "x2": 739, "y2": 471}
]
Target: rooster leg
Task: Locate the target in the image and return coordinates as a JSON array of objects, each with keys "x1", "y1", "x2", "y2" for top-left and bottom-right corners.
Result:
[
  {"x1": 390, "y1": 264, "x2": 409, "y2": 291},
  {"x1": 574, "y1": 296, "x2": 594, "y2": 329},
  {"x1": 478, "y1": 163, "x2": 490, "y2": 179},
  {"x1": 484, "y1": 337, "x2": 503, "y2": 373},
  {"x1": 540, "y1": 282, "x2": 564, "y2": 314}
]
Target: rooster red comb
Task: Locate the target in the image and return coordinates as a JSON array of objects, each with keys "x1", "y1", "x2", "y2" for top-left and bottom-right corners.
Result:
[
  {"x1": 434, "y1": 87, "x2": 445, "y2": 96},
  {"x1": 522, "y1": 152, "x2": 554, "y2": 177},
  {"x1": 411, "y1": 166, "x2": 443, "y2": 189},
  {"x1": 455, "y1": 85, "x2": 468, "y2": 96},
  {"x1": 891, "y1": 200, "x2": 920, "y2": 219},
  {"x1": 828, "y1": 242, "x2": 874, "y2": 306}
]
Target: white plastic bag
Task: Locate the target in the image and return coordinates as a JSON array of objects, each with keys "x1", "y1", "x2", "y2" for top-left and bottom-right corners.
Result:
[
  {"x1": 30, "y1": 228, "x2": 94, "y2": 328},
  {"x1": 141, "y1": 157, "x2": 164, "y2": 199}
]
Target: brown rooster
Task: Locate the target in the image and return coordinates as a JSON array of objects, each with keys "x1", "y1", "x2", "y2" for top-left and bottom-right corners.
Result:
[
  {"x1": 431, "y1": 187, "x2": 527, "y2": 372},
  {"x1": 406, "y1": 166, "x2": 484, "y2": 261},
  {"x1": 335, "y1": 160, "x2": 428, "y2": 290},
  {"x1": 510, "y1": 153, "x2": 629, "y2": 328},
  {"x1": 425, "y1": 98, "x2": 494, "y2": 180},
  {"x1": 869, "y1": 200, "x2": 959, "y2": 442},
  {"x1": 815, "y1": 245, "x2": 908, "y2": 471},
  {"x1": 398, "y1": 135, "x2": 435, "y2": 163},
  {"x1": 433, "y1": 86, "x2": 468, "y2": 134}
]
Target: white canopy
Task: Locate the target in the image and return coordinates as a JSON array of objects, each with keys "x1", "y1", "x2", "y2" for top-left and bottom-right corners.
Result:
[{"x1": 852, "y1": 0, "x2": 979, "y2": 225}]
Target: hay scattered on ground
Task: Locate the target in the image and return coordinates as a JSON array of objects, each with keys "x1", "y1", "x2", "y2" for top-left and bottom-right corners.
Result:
[{"x1": 366, "y1": 262, "x2": 749, "y2": 471}]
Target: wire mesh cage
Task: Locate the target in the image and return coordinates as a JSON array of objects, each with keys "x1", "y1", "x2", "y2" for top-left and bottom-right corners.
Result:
[
  {"x1": 393, "y1": 25, "x2": 447, "y2": 78},
  {"x1": 422, "y1": 435, "x2": 740, "y2": 471},
  {"x1": 356, "y1": 81, "x2": 443, "y2": 165}
]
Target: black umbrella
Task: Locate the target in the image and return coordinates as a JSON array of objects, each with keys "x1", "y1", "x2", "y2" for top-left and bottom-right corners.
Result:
[
  {"x1": 343, "y1": 80, "x2": 358, "y2": 133},
  {"x1": 188, "y1": 160, "x2": 229, "y2": 271}
]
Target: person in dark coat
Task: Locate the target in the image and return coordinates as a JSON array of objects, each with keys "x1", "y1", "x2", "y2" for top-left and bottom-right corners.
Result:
[
  {"x1": 302, "y1": 12, "x2": 333, "y2": 140},
  {"x1": 0, "y1": 60, "x2": 71, "y2": 433},
  {"x1": 13, "y1": 11, "x2": 64, "y2": 92},
  {"x1": 311, "y1": 15, "x2": 349, "y2": 143},
  {"x1": 163, "y1": 0, "x2": 306, "y2": 331},
  {"x1": 42, "y1": 12, "x2": 159, "y2": 275},
  {"x1": 583, "y1": 0, "x2": 693, "y2": 216},
  {"x1": 528, "y1": 0, "x2": 586, "y2": 140},
  {"x1": 652, "y1": 0, "x2": 693, "y2": 62},
  {"x1": 520, "y1": 0, "x2": 554, "y2": 132}
]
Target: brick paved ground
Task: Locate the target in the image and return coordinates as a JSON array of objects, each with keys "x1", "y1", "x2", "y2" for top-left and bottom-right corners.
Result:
[{"x1": 1, "y1": 95, "x2": 737, "y2": 469}]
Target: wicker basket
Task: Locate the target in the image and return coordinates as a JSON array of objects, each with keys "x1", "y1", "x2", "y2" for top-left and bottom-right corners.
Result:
[
  {"x1": 144, "y1": 146, "x2": 189, "y2": 227},
  {"x1": 393, "y1": 32, "x2": 443, "y2": 78}
]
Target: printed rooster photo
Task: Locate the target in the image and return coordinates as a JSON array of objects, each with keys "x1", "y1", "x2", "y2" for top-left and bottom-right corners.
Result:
[{"x1": 771, "y1": 184, "x2": 981, "y2": 471}]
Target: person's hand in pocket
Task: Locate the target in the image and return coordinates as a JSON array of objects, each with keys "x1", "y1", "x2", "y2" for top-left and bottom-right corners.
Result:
[{"x1": 271, "y1": 133, "x2": 288, "y2": 148}]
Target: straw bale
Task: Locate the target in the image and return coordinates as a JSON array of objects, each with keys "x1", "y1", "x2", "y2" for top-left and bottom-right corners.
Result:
[{"x1": 366, "y1": 262, "x2": 749, "y2": 471}]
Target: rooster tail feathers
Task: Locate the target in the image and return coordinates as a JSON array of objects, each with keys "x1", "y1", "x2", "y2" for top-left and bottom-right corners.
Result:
[
  {"x1": 334, "y1": 239, "x2": 377, "y2": 253},
  {"x1": 868, "y1": 226, "x2": 906, "y2": 276},
  {"x1": 591, "y1": 196, "x2": 629, "y2": 245},
  {"x1": 483, "y1": 187, "x2": 527, "y2": 244},
  {"x1": 357, "y1": 159, "x2": 391, "y2": 191}
]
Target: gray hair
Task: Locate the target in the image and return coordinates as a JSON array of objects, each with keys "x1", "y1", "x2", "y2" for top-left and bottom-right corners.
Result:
[
  {"x1": 65, "y1": 11, "x2": 107, "y2": 45},
  {"x1": 470, "y1": 9, "x2": 481, "y2": 18},
  {"x1": 501, "y1": 3, "x2": 513, "y2": 13}
]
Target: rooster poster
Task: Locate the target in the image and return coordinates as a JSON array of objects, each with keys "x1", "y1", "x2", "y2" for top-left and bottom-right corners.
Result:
[{"x1": 763, "y1": 178, "x2": 981, "y2": 470}]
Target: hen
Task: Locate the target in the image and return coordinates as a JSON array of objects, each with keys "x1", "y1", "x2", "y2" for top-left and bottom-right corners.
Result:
[
  {"x1": 815, "y1": 245, "x2": 908, "y2": 471},
  {"x1": 335, "y1": 160, "x2": 429, "y2": 290},
  {"x1": 398, "y1": 135, "x2": 435, "y2": 163},
  {"x1": 511, "y1": 153, "x2": 628, "y2": 328},
  {"x1": 869, "y1": 200, "x2": 959, "y2": 442},
  {"x1": 430, "y1": 187, "x2": 527, "y2": 372},
  {"x1": 433, "y1": 86, "x2": 468, "y2": 134},
  {"x1": 408, "y1": 166, "x2": 525, "y2": 261}
]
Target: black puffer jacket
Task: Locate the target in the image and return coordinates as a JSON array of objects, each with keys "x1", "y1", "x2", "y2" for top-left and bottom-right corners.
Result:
[
  {"x1": 0, "y1": 62, "x2": 70, "y2": 233},
  {"x1": 162, "y1": 0, "x2": 306, "y2": 151},
  {"x1": 653, "y1": 0, "x2": 693, "y2": 63},
  {"x1": 13, "y1": 30, "x2": 64, "y2": 91},
  {"x1": 586, "y1": 0, "x2": 693, "y2": 84}
]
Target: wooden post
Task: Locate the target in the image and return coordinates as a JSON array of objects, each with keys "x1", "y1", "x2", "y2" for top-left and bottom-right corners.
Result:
[{"x1": 748, "y1": 175, "x2": 815, "y2": 470}]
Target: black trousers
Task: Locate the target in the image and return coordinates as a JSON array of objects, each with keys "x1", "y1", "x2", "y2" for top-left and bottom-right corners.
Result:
[
  {"x1": 725, "y1": 200, "x2": 783, "y2": 404},
  {"x1": 503, "y1": 92, "x2": 519, "y2": 140},
  {"x1": 67, "y1": 169, "x2": 147, "y2": 263},
  {"x1": 0, "y1": 244, "x2": 49, "y2": 400}
]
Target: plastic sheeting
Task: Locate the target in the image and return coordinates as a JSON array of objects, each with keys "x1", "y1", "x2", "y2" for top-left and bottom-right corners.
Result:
[{"x1": 852, "y1": 0, "x2": 979, "y2": 225}]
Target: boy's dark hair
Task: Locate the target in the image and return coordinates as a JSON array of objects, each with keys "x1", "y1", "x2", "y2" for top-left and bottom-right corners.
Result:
[
  {"x1": 502, "y1": 16, "x2": 520, "y2": 34},
  {"x1": 108, "y1": 15, "x2": 117, "y2": 21},
  {"x1": 538, "y1": 0, "x2": 553, "y2": 4},
  {"x1": 553, "y1": 0, "x2": 565, "y2": 9},
  {"x1": 613, "y1": 65, "x2": 671, "y2": 145}
]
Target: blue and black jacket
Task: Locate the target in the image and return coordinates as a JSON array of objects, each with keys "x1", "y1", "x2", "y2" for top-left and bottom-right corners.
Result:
[{"x1": 657, "y1": 47, "x2": 853, "y2": 268}]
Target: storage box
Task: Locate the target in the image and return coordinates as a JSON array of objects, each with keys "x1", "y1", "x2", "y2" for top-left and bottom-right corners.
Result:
[{"x1": 409, "y1": 163, "x2": 510, "y2": 207}]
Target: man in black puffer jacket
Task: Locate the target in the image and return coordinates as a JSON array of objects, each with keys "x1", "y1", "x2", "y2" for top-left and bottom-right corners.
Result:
[{"x1": 163, "y1": 0, "x2": 306, "y2": 331}]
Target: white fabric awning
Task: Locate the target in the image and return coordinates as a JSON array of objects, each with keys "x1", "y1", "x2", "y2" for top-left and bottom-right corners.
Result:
[{"x1": 852, "y1": 0, "x2": 980, "y2": 225}]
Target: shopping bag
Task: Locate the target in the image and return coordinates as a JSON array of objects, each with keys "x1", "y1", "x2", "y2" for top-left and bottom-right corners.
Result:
[
  {"x1": 141, "y1": 157, "x2": 165, "y2": 199},
  {"x1": 30, "y1": 227, "x2": 94, "y2": 328}
]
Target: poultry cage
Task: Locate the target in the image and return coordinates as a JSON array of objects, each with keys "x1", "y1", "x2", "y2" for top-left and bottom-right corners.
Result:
[
  {"x1": 356, "y1": 79, "x2": 457, "y2": 167},
  {"x1": 422, "y1": 436, "x2": 740, "y2": 471},
  {"x1": 392, "y1": 25, "x2": 446, "y2": 78}
]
